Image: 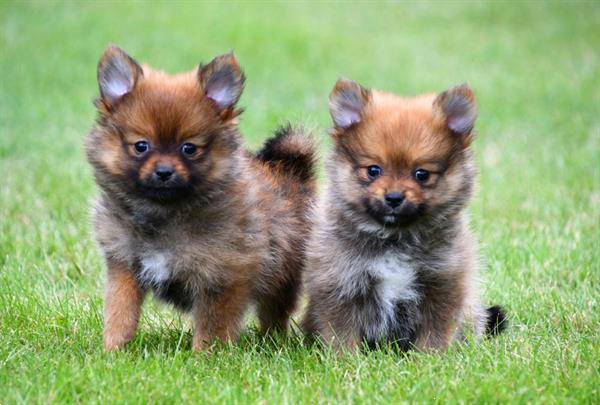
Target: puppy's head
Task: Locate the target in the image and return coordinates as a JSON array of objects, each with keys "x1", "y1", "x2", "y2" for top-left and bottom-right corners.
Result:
[
  {"x1": 327, "y1": 79, "x2": 477, "y2": 232},
  {"x1": 86, "y1": 45, "x2": 245, "y2": 205}
]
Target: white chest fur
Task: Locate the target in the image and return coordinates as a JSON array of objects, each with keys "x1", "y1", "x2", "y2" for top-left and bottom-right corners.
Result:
[
  {"x1": 366, "y1": 252, "x2": 419, "y2": 339},
  {"x1": 139, "y1": 251, "x2": 171, "y2": 287},
  {"x1": 370, "y1": 252, "x2": 419, "y2": 304}
]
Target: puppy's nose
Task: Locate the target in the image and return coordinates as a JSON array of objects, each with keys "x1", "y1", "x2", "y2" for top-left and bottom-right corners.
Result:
[
  {"x1": 384, "y1": 192, "x2": 405, "y2": 208},
  {"x1": 155, "y1": 165, "x2": 174, "y2": 181}
]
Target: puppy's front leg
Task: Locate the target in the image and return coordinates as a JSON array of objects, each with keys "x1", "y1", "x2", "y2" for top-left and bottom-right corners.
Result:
[
  {"x1": 415, "y1": 303, "x2": 460, "y2": 351},
  {"x1": 103, "y1": 261, "x2": 144, "y2": 351},
  {"x1": 192, "y1": 281, "x2": 251, "y2": 351},
  {"x1": 415, "y1": 274, "x2": 466, "y2": 351}
]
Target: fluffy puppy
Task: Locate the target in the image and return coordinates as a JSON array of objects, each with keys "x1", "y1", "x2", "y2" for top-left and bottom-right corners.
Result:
[
  {"x1": 302, "y1": 79, "x2": 506, "y2": 351},
  {"x1": 85, "y1": 46, "x2": 316, "y2": 351}
]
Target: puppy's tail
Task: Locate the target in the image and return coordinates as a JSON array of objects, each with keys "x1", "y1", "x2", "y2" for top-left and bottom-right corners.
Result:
[
  {"x1": 256, "y1": 124, "x2": 317, "y2": 184},
  {"x1": 485, "y1": 305, "x2": 507, "y2": 336}
]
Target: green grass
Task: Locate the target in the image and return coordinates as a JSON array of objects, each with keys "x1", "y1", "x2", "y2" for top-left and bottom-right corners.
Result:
[{"x1": 1, "y1": 1, "x2": 598, "y2": 403}]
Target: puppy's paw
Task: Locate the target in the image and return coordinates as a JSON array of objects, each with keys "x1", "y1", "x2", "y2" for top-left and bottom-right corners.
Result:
[{"x1": 103, "y1": 331, "x2": 134, "y2": 352}]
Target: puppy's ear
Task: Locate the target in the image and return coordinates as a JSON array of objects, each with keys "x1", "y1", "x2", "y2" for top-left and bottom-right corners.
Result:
[
  {"x1": 97, "y1": 45, "x2": 143, "y2": 109},
  {"x1": 434, "y1": 83, "x2": 477, "y2": 137},
  {"x1": 198, "y1": 52, "x2": 245, "y2": 112},
  {"x1": 329, "y1": 78, "x2": 371, "y2": 130}
]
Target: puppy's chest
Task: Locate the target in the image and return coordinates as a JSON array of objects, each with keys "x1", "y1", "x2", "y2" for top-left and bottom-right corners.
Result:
[
  {"x1": 135, "y1": 242, "x2": 204, "y2": 288},
  {"x1": 138, "y1": 250, "x2": 173, "y2": 287},
  {"x1": 131, "y1": 222, "x2": 213, "y2": 286},
  {"x1": 366, "y1": 252, "x2": 420, "y2": 306},
  {"x1": 352, "y1": 252, "x2": 420, "y2": 340}
]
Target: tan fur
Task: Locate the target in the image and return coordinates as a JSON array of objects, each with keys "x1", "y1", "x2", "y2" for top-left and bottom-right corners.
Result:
[
  {"x1": 192, "y1": 278, "x2": 254, "y2": 350},
  {"x1": 103, "y1": 261, "x2": 144, "y2": 351}
]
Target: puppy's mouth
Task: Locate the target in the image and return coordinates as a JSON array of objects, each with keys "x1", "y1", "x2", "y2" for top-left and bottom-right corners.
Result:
[
  {"x1": 381, "y1": 212, "x2": 419, "y2": 226},
  {"x1": 136, "y1": 179, "x2": 192, "y2": 203},
  {"x1": 365, "y1": 200, "x2": 424, "y2": 227}
]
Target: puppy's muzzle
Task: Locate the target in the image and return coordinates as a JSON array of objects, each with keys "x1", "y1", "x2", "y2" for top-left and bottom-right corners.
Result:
[
  {"x1": 154, "y1": 164, "x2": 174, "y2": 182},
  {"x1": 384, "y1": 192, "x2": 404, "y2": 208}
]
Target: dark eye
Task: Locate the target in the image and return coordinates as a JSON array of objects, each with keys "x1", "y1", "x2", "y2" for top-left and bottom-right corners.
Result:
[
  {"x1": 181, "y1": 143, "x2": 197, "y2": 157},
  {"x1": 134, "y1": 141, "x2": 149, "y2": 154},
  {"x1": 367, "y1": 165, "x2": 383, "y2": 179},
  {"x1": 414, "y1": 169, "x2": 430, "y2": 183}
]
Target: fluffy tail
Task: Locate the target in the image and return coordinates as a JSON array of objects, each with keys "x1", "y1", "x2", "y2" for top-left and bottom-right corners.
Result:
[
  {"x1": 256, "y1": 124, "x2": 317, "y2": 184},
  {"x1": 485, "y1": 305, "x2": 507, "y2": 336}
]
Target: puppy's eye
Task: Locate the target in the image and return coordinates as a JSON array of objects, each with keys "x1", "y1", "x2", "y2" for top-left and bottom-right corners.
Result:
[
  {"x1": 134, "y1": 141, "x2": 149, "y2": 154},
  {"x1": 414, "y1": 169, "x2": 430, "y2": 183},
  {"x1": 181, "y1": 143, "x2": 198, "y2": 157},
  {"x1": 367, "y1": 165, "x2": 383, "y2": 179}
]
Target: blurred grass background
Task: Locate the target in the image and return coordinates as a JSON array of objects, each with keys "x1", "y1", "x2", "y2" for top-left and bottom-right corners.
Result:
[{"x1": 0, "y1": 1, "x2": 598, "y2": 402}]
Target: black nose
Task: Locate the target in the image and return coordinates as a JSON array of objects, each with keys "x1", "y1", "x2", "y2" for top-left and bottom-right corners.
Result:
[
  {"x1": 155, "y1": 165, "x2": 174, "y2": 181},
  {"x1": 384, "y1": 192, "x2": 405, "y2": 208}
]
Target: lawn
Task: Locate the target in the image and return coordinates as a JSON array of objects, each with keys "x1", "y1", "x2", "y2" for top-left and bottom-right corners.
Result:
[{"x1": 1, "y1": 1, "x2": 598, "y2": 403}]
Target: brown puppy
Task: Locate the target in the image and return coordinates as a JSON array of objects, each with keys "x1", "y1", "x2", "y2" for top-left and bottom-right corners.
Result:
[
  {"x1": 302, "y1": 79, "x2": 505, "y2": 352},
  {"x1": 85, "y1": 46, "x2": 316, "y2": 351}
]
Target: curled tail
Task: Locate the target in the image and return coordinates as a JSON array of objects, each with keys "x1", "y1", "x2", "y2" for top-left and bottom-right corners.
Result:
[
  {"x1": 256, "y1": 124, "x2": 317, "y2": 184},
  {"x1": 485, "y1": 305, "x2": 507, "y2": 336}
]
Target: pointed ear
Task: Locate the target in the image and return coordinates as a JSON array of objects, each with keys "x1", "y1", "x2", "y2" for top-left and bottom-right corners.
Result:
[
  {"x1": 198, "y1": 52, "x2": 245, "y2": 110},
  {"x1": 329, "y1": 78, "x2": 371, "y2": 129},
  {"x1": 434, "y1": 83, "x2": 477, "y2": 136},
  {"x1": 97, "y1": 45, "x2": 142, "y2": 108}
]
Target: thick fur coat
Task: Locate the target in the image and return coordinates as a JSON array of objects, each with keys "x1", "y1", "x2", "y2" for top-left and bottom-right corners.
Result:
[
  {"x1": 86, "y1": 46, "x2": 316, "y2": 351},
  {"x1": 302, "y1": 79, "x2": 505, "y2": 351}
]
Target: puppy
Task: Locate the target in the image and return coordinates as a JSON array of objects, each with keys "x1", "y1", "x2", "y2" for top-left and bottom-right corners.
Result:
[
  {"x1": 302, "y1": 79, "x2": 506, "y2": 351},
  {"x1": 85, "y1": 46, "x2": 316, "y2": 351}
]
